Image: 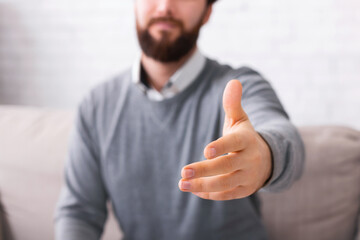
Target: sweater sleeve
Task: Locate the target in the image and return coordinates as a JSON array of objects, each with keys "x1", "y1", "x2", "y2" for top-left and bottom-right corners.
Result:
[
  {"x1": 54, "y1": 94, "x2": 108, "y2": 240},
  {"x1": 238, "y1": 69, "x2": 305, "y2": 192}
]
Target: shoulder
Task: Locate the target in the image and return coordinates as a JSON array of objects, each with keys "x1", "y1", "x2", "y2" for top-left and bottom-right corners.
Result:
[
  {"x1": 206, "y1": 58, "x2": 269, "y2": 96},
  {"x1": 75, "y1": 67, "x2": 132, "y2": 129},
  {"x1": 79, "y1": 68, "x2": 131, "y2": 112}
]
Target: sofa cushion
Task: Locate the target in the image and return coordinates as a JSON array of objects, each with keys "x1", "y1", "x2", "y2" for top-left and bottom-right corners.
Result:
[
  {"x1": 0, "y1": 105, "x2": 122, "y2": 240},
  {"x1": 0, "y1": 198, "x2": 3, "y2": 240},
  {"x1": 259, "y1": 126, "x2": 360, "y2": 240},
  {"x1": 1, "y1": 105, "x2": 360, "y2": 239},
  {"x1": 0, "y1": 105, "x2": 75, "y2": 240}
]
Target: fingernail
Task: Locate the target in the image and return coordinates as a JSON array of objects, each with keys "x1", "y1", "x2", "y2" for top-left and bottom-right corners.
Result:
[
  {"x1": 181, "y1": 181, "x2": 191, "y2": 190},
  {"x1": 183, "y1": 169, "x2": 195, "y2": 178},
  {"x1": 208, "y1": 147, "x2": 216, "y2": 158}
]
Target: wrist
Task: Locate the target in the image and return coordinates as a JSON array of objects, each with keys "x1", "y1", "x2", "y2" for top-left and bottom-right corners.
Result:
[{"x1": 256, "y1": 133, "x2": 273, "y2": 187}]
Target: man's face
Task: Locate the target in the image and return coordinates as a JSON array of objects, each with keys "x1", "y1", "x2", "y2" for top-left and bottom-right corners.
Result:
[{"x1": 135, "y1": 0, "x2": 210, "y2": 63}]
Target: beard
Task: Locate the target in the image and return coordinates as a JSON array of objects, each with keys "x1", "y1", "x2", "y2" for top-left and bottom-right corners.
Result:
[{"x1": 136, "y1": 12, "x2": 206, "y2": 63}]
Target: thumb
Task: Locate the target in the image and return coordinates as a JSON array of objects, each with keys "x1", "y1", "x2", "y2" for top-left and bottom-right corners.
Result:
[{"x1": 222, "y1": 80, "x2": 248, "y2": 126}]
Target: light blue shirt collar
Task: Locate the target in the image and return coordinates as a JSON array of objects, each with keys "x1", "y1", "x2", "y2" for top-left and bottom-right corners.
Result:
[{"x1": 132, "y1": 49, "x2": 206, "y2": 101}]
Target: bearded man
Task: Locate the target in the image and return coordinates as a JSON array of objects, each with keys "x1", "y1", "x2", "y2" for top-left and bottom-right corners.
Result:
[{"x1": 55, "y1": 0, "x2": 305, "y2": 239}]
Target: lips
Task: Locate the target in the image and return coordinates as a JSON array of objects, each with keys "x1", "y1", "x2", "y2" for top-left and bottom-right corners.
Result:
[{"x1": 152, "y1": 21, "x2": 177, "y2": 30}]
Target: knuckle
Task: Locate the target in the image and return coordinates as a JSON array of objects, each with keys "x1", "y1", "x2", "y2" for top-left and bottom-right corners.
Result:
[
  {"x1": 196, "y1": 163, "x2": 207, "y2": 177},
  {"x1": 246, "y1": 187, "x2": 256, "y2": 196},
  {"x1": 215, "y1": 139, "x2": 224, "y2": 154},
  {"x1": 237, "y1": 187, "x2": 249, "y2": 199},
  {"x1": 192, "y1": 161, "x2": 210, "y2": 177},
  {"x1": 235, "y1": 170, "x2": 244, "y2": 183},
  {"x1": 223, "y1": 156, "x2": 236, "y2": 172},
  {"x1": 236, "y1": 129, "x2": 247, "y2": 141},
  {"x1": 223, "y1": 190, "x2": 236, "y2": 200},
  {"x1": 233, "y1": 133, "x2": 243, "y2": 147},
  {"x1": 202, "y1": 192, "x2": 210, "y2": 199},
  {"x1": 215, "y1": 193, "x2": 226, "y2": 201},
  {"x1": 230, "y1": 190, "x2": 239, "y2": 200},
  {"x1": 197, "y1": 192, "x2": 208, "y2": 200},
  {"x1": 209, "y1": 179, "x2": 219, "y2": 191},
  {"x1": 197, "y1": 180, "x2": 205, "y2": 191},
  {"x1": 223, "y1": 176, "x2": 234, "y2": 190},
  {"x1": 244, "y1": 184, "x2": 256, "y2": 196},
  {"x1": 222, "y1": 181, "x2": 231, "y2": 190},
  {"x1": 219, "y1": 195, "x2": 228, "y2": 201},
  {"x1": 231, "y1": 171, "x2": 242, "y2": 188}
]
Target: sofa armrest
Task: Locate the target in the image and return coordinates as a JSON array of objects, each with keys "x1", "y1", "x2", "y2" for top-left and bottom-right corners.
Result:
[
  {"x1": 0, "y1": 200, "x2": 3, "y2": 240},
  {"x1": 0, "y1": 196, "x2": 14, "y2": 240},
  {"x1": 356, "y1": 214, "x2": 360, "y2": 240},
  {"x1": 259, "y1": 126, "x2": 360, "y2": 240}
]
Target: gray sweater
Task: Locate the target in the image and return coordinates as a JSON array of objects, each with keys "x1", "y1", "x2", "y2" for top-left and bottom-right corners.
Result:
[{"x1": 55, "y1": 58, "x2": 305, "y2": 240}]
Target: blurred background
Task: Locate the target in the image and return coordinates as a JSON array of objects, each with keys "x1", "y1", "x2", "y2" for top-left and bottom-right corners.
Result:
[
  {"x1": 1, "y1": 2, "x2": 360, "y2": 240},
  {"x1": 0, "y1": 0, "x2": 359, "y2": 128}
]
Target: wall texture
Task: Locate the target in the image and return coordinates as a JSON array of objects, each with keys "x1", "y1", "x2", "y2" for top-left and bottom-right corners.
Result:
[{"x1": 0, "y1": 0, "x2": 359, "y2": 129}]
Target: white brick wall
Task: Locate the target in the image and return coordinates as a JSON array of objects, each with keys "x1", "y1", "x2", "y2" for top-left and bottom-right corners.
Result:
[{"x1": 0, "y1": 0, "x2": 359, "y2": 129}]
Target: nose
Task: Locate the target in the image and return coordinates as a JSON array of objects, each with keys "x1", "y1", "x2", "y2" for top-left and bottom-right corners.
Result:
[{"x1": 154, "y1": 0, "x2": 174, "y2": 17}]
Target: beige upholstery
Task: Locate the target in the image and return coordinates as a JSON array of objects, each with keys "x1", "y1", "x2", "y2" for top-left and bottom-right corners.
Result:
[
  {"x1": 0, "y1": 200, "x2": 4, "y2": 240},
  {"x1": 0, "y1": 105, "x2": 359, "y2": 240},
  {"x1": 0, "y1": 106, "x2": 73, "y2": 240},
  {"x1": 260, "y1": 126, "x2": 360, "y2": 240},
  {"x1": 0, "y1": 105, "x2": 121, "y2": 240}
]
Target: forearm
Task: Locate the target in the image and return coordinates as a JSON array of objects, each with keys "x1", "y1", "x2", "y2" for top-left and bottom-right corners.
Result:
[
  {"x1": 54, "y1": 185, "x2": 108, "y2": 240},
  {"x1": 257, "y1": 120, "x2": 305, "y2": 192},
  {"x1": 55, "y1": 94, "x2": 108, "y2": 240},
  {"x1": 239, "y1": 73, "x2": 305, "y2": 192},
  {"x1": 55, "y1": 217, "x2": 102, "y2": 240}
]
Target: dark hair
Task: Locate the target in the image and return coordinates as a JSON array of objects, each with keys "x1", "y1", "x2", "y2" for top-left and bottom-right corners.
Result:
[{"x1": 207, "y1": 0, "x2": 218, "y2": 5}]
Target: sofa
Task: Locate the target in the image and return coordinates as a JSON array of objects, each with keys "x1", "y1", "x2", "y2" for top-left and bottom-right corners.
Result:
[{"x1": 0, "y1": 104, "x2": 359, "y2": 240}]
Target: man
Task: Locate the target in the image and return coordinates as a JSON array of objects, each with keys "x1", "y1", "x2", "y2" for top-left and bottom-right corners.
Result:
[{"x1": 55, "y1": 0, "x2": 305, "y2": 239}]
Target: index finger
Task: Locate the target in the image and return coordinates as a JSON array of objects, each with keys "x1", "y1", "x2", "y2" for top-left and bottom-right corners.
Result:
[
  {"x1": 204, "y1": 131, "x2": 248, "y2": 159},
  {"x1": 181, "y1": 153, "x2": 243, "y2": 179}
]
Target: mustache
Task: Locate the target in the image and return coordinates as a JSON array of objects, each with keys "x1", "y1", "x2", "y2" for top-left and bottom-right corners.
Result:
[{"x1": 147, "y1": 17, "x2": 184, "y2": 29}]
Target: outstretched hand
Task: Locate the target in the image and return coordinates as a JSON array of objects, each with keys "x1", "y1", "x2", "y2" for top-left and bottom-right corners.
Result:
[{"x1": 178, "y1": 80, "x2": 272, "y2": 200}]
